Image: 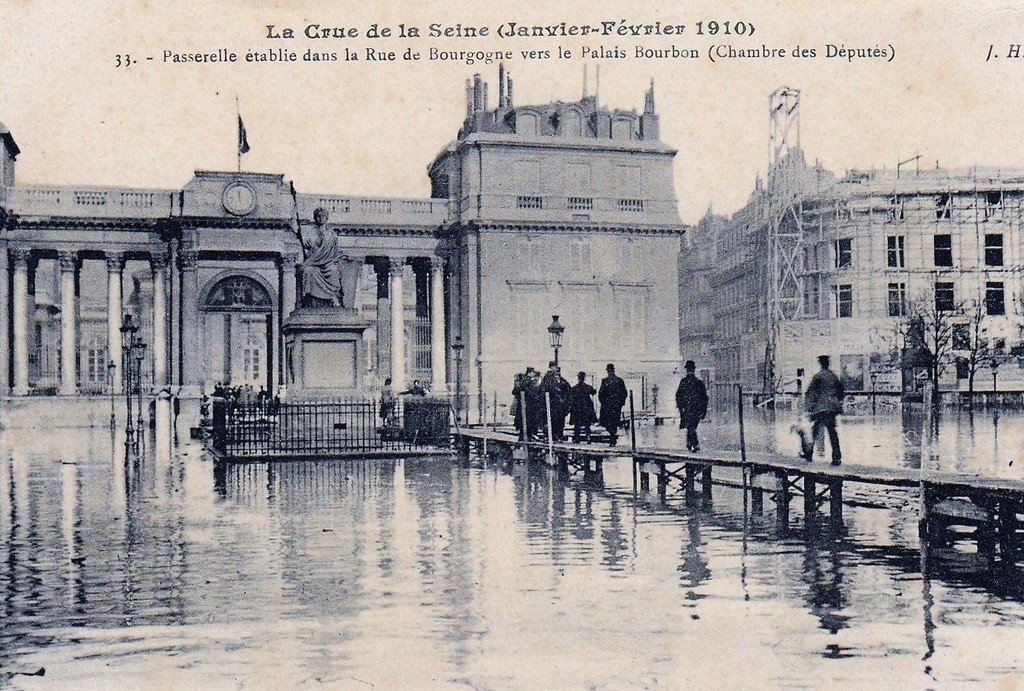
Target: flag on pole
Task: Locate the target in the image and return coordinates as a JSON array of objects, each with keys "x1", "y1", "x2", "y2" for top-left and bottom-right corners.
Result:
[{"x1": 237, "y1": 115, "x2": 251, "y2": 155}]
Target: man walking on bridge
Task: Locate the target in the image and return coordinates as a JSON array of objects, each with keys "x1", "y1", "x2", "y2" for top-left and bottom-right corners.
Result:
[
  {"x1": 675, "y1": 360, "x2": 709, "y2": 452},
  {"x1": 803, "y1": 355, "x2": 845, "y2": 465}
]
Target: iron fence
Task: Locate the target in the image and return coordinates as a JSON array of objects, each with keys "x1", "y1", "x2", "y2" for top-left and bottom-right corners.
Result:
[{"x1": 211, "y1": 396, "x2": 450, "y2": 459}]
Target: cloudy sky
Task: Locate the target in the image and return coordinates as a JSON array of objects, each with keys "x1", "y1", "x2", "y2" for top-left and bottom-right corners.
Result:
[{"x1": 1, "y1": 0, "x2": 1022, "y2": 224}]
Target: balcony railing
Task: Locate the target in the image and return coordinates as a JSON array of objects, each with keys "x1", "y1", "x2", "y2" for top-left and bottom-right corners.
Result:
[
  {"x1": 3, "y1": 185, "x2": 175, "y2": 218},
  {"x1": 299, "y1": 194, "x2": 450, "y2": 225}
]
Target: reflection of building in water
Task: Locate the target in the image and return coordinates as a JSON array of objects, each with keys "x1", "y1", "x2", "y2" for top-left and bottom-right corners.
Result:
[
  {"x1": 683, "y1": 150, "x2": 1024, "y2": 393},
  {"x1": 0, "y1": 67, "x2": 683, "y2": 426}
]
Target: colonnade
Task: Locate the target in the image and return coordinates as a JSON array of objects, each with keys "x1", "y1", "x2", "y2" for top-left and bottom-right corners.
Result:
[{"x1": 5, "y1": 247, "x2": 167, "y2": 396}]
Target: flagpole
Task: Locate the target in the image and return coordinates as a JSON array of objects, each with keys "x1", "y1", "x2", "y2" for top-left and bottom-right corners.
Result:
[{"x1": 235, "y1": 94, "x2": 241, "y2": 173}]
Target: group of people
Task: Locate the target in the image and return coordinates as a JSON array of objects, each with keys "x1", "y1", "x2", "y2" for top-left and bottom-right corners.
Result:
[
  {"x1": 212, "y1": 382, "x2": 279, "y2": 409},
  {"x1": 512, "y1": 362, "x2": 630, "y2": 446},
  {"x1": 379, "y1": 377, "x2": 430, "y2": 426}
]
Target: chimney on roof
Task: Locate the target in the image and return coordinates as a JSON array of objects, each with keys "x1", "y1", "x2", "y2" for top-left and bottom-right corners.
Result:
[
  {"x1": 482, "y1": 81, "x2": 489, "y2": 112},
  {"x1": 465, "y1": 79, "x2": 474, "y2": 118},
  {"x1": 473, "y1": 74, "x2": 483, "y2": 113},
  {"x1": 498, "y1": 63, "x2": 506, "y2": 108},
  {"x1": 640, "y1": 78, "x2": 660, "y2": 141},
  {"x1": 506, "y1": 75, "x2": 514, "y2": 108}
]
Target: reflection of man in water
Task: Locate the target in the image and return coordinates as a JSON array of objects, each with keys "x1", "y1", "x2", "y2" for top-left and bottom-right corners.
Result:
[{"x1": 299, "y1": 208, "x2": 341, "y2": 307}]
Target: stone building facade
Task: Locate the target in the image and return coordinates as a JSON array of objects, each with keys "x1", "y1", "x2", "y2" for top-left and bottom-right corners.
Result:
[
  {"x1": 0, "y1": 69, "x2": 685, "y2": 426},
  {"x1": 430, "y1": 70, "x2": 684, "y2": 419},
  {"x1": 683, "y1": 150, "x2": 1024, "y2": 393}
]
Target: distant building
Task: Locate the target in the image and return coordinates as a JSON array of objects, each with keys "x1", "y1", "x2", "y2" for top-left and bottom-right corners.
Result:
[
  {"x1": 695, "y1": 151, "x2": 1024, "y2": 393},
  {"x1": 678, "y1": 209, "x2": 720, "y2": 386}
]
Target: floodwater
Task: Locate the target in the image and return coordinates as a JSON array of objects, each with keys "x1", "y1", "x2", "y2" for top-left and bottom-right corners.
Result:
[{"x1": 2, "y1": 424, "x2": 1024, "y2": 688}]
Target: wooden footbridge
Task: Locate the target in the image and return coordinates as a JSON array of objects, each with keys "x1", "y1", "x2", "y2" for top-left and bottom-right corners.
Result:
[{"x1": 455, "y1": 426, "x2": 1024, "y2": 557}]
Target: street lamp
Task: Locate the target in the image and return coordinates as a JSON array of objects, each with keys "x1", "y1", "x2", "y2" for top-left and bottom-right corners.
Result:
[
  {"x1": 451, "y1": 335, "x2": 465, "y2": 425},
  {"x1": 991, "y1": 358, "x2": 999, "y2": 393},
  {"x1": 120, "y1": 314, "x2": 139, "y2": 454},
  {"x1": 547, "y1": 315, "x2": 565, "y2": 366},
  {"x1": 133, "y1": 340, "x2": 148, "y2": 449}
]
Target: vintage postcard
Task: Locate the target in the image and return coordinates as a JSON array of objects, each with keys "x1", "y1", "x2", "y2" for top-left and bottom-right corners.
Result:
[{"x1": 2, "y1": 0, "x2": 1024, "y2": 687}]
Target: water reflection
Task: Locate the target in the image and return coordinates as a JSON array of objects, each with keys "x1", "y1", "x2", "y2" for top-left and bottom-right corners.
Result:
[{"x1": 2, "y1": 431, "x2": 1024, "y2": 685}]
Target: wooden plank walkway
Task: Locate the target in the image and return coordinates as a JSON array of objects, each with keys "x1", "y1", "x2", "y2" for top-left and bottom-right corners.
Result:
[
  {"x1": 455, "y1": 426, "x2": 1024, "y2": 494},
  {"x1": 455, "y1": 425, "x2": 1024, "y2": 557}
]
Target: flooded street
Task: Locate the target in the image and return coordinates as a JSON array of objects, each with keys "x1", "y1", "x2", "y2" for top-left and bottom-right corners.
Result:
[{"x1": 3, "y1": 423, "x2": 1024, "y2": 688}]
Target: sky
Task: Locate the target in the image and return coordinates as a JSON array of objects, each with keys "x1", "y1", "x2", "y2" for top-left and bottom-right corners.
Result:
[{"x1": 1, "y1": 0, "x2": 1024, "y2": 224}]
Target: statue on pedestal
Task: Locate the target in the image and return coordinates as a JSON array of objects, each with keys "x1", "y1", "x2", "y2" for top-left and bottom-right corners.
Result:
[{"x1": 299, "y1": 207, "x2": 341, "y2": 308}]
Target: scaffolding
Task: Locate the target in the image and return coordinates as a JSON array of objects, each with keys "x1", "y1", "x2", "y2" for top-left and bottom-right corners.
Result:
[{"x1": 764, "y1": 87, "x2": 806, "y2": 393}]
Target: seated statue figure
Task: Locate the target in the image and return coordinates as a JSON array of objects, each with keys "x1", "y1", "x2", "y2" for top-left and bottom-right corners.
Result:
[{"x1": 299, "y1": 208, "x2": 341, "y2": 308}]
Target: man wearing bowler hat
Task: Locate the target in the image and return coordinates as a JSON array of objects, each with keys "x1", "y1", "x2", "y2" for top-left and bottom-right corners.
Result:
[
  {"x1": 803, "y1": 354, "x2": 845, "y2": 465},
  {"x1": 675, "y1": 360, "x2": 709, "y2": 452}
]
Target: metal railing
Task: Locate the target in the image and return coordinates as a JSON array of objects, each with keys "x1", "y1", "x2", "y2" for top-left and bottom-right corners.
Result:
[{"x1": 211, "y1": 396, "x2": 450, "y2": 459}]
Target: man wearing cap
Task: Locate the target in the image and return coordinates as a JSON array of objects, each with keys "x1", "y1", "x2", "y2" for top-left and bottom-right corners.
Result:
[
  {"x1": 803, "y1": 354, "x2": 845, "y2": 465},
  {"x1": 675, "y1": 360, "x2": 709, "y2": 452}
]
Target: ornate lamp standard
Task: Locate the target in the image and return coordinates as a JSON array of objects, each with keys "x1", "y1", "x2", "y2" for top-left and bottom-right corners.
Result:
[
  {"x1": 547, "y1": 315, "x2": 565, "y2": 366},
  {"x1": 120, "y1": 314, "x2": 139, "y2": 454},
  {"x1": 991, "y1": 358, "x2": 1000, "y2": 394},
  {"x1": 133, "y1": 340, "x2": 148, "y2": 451},
  {"x1": 451, "y1": 335, "x2": 465, "y2": 425}
]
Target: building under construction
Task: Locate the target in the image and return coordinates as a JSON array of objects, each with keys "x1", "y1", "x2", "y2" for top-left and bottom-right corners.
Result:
[{"x1": 680, "y1": 88, "x2": 1024, "y2": 393}]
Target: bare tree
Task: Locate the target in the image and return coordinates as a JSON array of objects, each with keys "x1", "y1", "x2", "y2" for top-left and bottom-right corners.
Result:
[
  {"x1": 902, "y1": 295, "x2": 962, "y2": 408},
  {"x1": 954, "y1": 299, "x2": 990, "y2": 404}
]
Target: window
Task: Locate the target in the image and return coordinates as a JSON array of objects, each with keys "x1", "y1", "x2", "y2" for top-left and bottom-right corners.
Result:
[
  {"x1": 834, "y1": 238, "x2": 853, "y2": 269},
  {"x1": 935, "y1": 282, "x2": 955, "y2": 312},
  {"x1": 986, "y1": 281, "x2": 1006, "y2": 316},
  {"x1": 887, "y1": 282, "x2": 907, "y2": 317},
  {"x1": 953, "y1": 324, "x2": 970, "y2": 351},
  {"x1": 889, "y1": 195, "x2": 905, "y2": 221},
  {"x1": 84, "y1": 335, "x2": 108, "y2": 386},
  {"x1": 985, "y1": 233, "x2": 1004, "y2": 267},
  {"x1": 935, "y1": 193, "x2": 951, "y2": 219},
  {"x1": 933, "y1": 234, "x2": 953, "y2": 267},
  {"x1": 614, "y1": 287, "x2": 648, "y2": 349},
  {"x1": 887, "y1": 235, "x2": 905, "y2": 268},
  {"x1": 803, "y1": 276, "x2": 821, "y2": 317},
  {"x1": 834, "y1": 284, "x2": 853, "y2": 318},
  {"x1": 569, "y1": 240, "x2": 592, "y2": 272}
]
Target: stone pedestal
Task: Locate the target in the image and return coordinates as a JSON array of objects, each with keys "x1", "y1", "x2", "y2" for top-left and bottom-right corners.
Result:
[{"x1": 283, "y1": 307, "x2": 370, "y2": 397}]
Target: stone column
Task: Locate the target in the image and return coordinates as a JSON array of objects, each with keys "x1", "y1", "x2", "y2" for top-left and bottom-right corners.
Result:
[
  {"x1": 178, "y1": 249, "x2": 200, "y2": 387},
  {"x1": 59, "y1": 250, "x2": 78, "y2": 396},
  {"x1": 151, "y1": 253, "x2": 168, "y2": 388},
  {"x1": 389, "y1": 258, "x2": 406, "y2": 390},
  {"x1": 281, "y1": 253, "x2": 298, "y2": 320},
  {"x1": 11, "y1": 248, "x2": 30, "y2": 396},
  {"x1": 430, "y1": 257, "x2": 447, "y2": 392},
  {"x1": 106, "y1": 252, "x2": 124, "y2": 394}
]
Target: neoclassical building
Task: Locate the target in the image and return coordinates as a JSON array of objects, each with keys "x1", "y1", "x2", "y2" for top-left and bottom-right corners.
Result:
[{"x1": 0, "y1": 68, "x2": 684, "y2": 427}]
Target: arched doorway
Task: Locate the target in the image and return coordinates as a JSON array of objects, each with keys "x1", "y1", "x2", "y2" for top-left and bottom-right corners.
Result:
[{"x1": 201, "y1": 275, "x2": 274, "y2": 391}]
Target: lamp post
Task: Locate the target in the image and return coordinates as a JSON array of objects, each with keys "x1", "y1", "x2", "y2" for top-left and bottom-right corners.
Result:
[
  {"x1": 108, "y1": 360, "x2": 117, "y2": 430},
  {"x1": 451, "y1": 335, "x2": 465, "y2": 425},
  {"x1": 991, "y1": 358, "x2": 999, "y2": 393},
  {"x1": 547, "y1": 315, "x2": 565, "y2": 366},
  {"x1": 870, "y1": 370, "x2": 878, "y2": 416},
  {"x1": 134, "y1": 341, "x2": 148, "y2": 450},
  {"x1": 120, "y1": 314, "x2": 139, "y2": 454}
]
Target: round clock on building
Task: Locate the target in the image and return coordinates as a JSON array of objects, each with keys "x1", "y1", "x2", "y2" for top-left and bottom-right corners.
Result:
[{"x1": 222, "y1": 180, "x2": 257, "y2": 216}]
